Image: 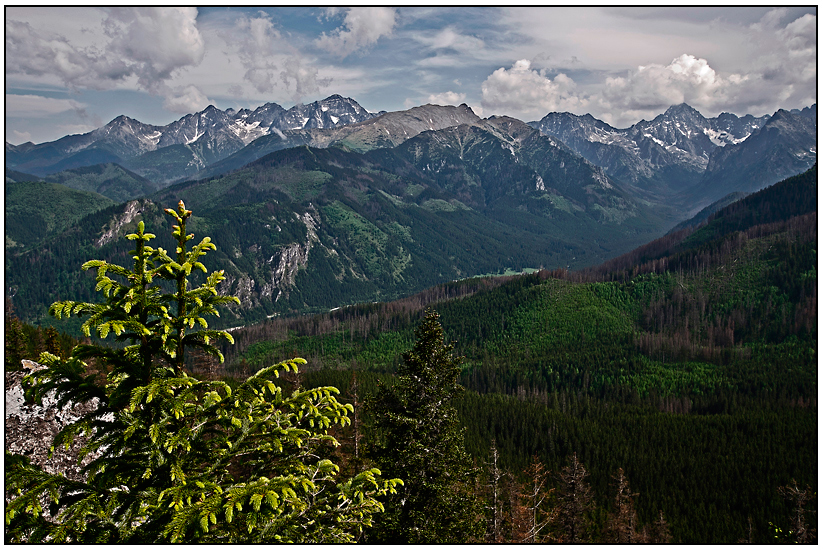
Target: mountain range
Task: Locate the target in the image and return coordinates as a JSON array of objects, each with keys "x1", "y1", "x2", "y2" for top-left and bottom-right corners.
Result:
[
  {"x1": 6, "y1": 110, "x2": 666, "y2": 328},
  {"x1": 4, "y1": 95, "x2": 817, "y2": 328},
  {"x1": 530, "y1": 102, "x2": 816, "y2": 212},
  {"x1": 5, "y1": 95, "x2": 380, "y2": 183},
  {"x1": 7, "y1": 96, "x2": 815, "y2": 213}
]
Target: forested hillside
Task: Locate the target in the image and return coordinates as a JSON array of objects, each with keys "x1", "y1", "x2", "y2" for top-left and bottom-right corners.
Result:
[
  {"x1": 5, "y1": 180, "x2": 115, "y2": 251},
  {"x1": 6, "y1": 135, "x2": 664, "y2": 329},
  {"x1": 5, "y1": 167, "x2": 815, "y2": 543},
  {"x1": 210, "y1": 166, "x2": 817, "y2": 543}
]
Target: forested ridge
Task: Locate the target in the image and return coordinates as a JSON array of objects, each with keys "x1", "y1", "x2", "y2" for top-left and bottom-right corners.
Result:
[
  {"x1": 216, "y1": 166, "x2": 818, "y2": 542},
  {"x1": 5, "y1": 167, "x2": 816, "y2": 543}
]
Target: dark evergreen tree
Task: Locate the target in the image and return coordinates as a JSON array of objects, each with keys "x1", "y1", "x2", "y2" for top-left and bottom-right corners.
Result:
[
  {"x1": 43, "y1": 326, "x2": 63, "y2": 357},
  {"x1": 553, "y1": 452, "x2": 594, "y2": 542},
  {"x1": 366, "y1": 308, "x2": 483, "y2": 543},
  {"x1": 5, "y1": 314, "x2": 27, "y2": 369}
]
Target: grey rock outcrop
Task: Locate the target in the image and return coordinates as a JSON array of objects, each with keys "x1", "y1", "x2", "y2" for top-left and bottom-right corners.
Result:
[{"x1": 5, "y1": 360, "x2": 99, "y2": 482}]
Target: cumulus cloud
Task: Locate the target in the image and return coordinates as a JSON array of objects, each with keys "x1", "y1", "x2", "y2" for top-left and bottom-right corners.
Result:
[
  {"x1": 316, "y1": 7, "x2": 397, "y2": 57},
  {"x1": 600, "y1": 54, "x2": 735, "y2": 112},
  {"x1": 428, "y1": 91, "x2": 466, "y2": 105},
  {"x1": 280, "y1": 57, "x2": 332, "y2": 102},
  {"x1": 481, "y1": 59, "x2": 587, "y2": 120},
  {"x1": 5, "y1": 19, "x2": 119, "y2": 89},
  {"x1": 6, "y1": 7, "x2": 209, "y2": 112},
  {"x1": 101, "y1": 7, "x2": 205, "y2": 93},
  {"x1": 162, "y1": 85, "x2": 210, "y2": 113},
  {"x1": 596, "y1": 10, "x2": 816, "y2": 124},
  {"x1": 775, "y1": 14, "x2": 817, "y2": 100}
]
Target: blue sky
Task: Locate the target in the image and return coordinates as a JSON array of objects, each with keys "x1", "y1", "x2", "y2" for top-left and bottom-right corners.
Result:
[{"x1": 5, "y1": 6, "x2": 817, "y2": 145}]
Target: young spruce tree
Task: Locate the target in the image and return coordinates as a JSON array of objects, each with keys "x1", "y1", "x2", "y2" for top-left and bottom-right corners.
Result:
[
  {"x1": 5, "y1": 201, "x2": 400, "y2": 543},
  {"x1": 366, "y1": 308, "x2": 483, "y2": 543}
]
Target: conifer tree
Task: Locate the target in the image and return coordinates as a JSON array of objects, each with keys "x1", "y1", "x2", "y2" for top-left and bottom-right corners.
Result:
[
  {"x1": 5, "y1": 314, "x2": 27, "y2": 369},
  {"x1": 605, "y1": 467, "x2": 642, "y2": 543},
  {"x1": 5, "y1": 201, "x2": 400, "y2": 543},
  {"x1": 553, "y1": 452, "x2": 594, "y2": 542},
  {"x1": 366, "y1": 308, "x2": 483, "y2": 543},
  {"x1": 43, "y1": 326, "x2": 63, "y2": 357}
]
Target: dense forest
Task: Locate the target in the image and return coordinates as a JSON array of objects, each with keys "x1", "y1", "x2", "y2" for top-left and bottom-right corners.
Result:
[{"x1": 5, "y1": 167, "x2": 816, "y2": 543}]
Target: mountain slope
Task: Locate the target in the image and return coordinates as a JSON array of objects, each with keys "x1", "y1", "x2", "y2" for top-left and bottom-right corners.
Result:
[
  {"x1": 7, "y1": 118, "x2": 665, "y2": 328},
  {"x1": 42, "y1": 163, "x2": 157, "y2": 202},
  {"x1": 585, "y1": 164, "x2": 817, "y2": 279},
  {"x1": 217, "y1": 163, "x2": 817, "y2": 545},
  {"x1": 5, "y1": 180, "x2": 116, "y2": 251},
  {"x1": 666, "y1": 191, "x2": 748, "y2": 234},
  {"x1": 687, "y1": 109, "x2": 818, "y2": 205}
]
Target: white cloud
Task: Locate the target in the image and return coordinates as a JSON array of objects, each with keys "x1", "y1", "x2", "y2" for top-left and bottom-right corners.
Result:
[
  {"x1": 101, "y1": 7, "x2": 205, "y2": 93},
  {"x1": 600, "y1": 54, "x2": 734, "y2": 113},
  {"x1": 427, "y1": 91, "x2": 466, "y2": 106},
  {"x1": 316, "y1": 7, "x2": 397, "y2": 58},
  {"x1": 223, "y1": 14, "x2": 280, "y2": 94},
  {"x1": 6, "y1": 7, "x2": 209, "y2": 112},
  {"x1": 761, "y1": 11, "x2": 816, "y2": 89},
  {"x1": 480, "y1": 59, "x2": 587, "y2": 120},
  {"x1": 11, "y1": 130, "x2": 32, "y2": 143},
  {"x1": 5, "y1": 19, "x2": 111, "y2": 89},
  {"x1": 280, "y1": 57, "x2": 332, "y2": 102},
  {"x1": 589, "y1": 11, "x2": 818, "y2": 125},
  {"x1": 419, "y1": 26, "x2": 484, "y2": 54},
  {"x1": 6, "y1": 93, "x2": 86, "y2": 117},
  {"x1": 413, "y1": 26, "x2": 491, "y2": 69},
  {"x1": 219, "y1": 13, "x2": 330, "y2": 102},
  {"x1": 493, "y1": 7, "x2": 816, "y2": 123},
  {"x1": 162, "y1": 85, "x2": 210, "y2": 114}
]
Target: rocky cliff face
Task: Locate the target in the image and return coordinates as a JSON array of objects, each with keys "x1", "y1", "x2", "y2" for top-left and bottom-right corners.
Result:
[
  {"x1": 95, "y1": 199, "x2": 150, "y2": 247},
  {"x1": 5, "y1": 361, "x2": 99, "y2": 483}
]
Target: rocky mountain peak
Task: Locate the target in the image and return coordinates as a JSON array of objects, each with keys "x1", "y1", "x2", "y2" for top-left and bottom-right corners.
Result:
[{"x1": 665, "y1": 102, "x2": 701, "y2": 116}]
